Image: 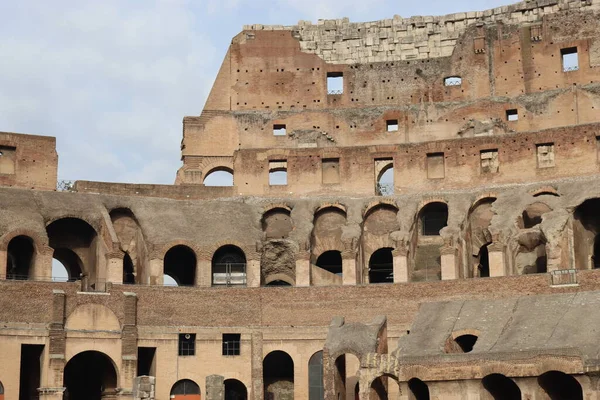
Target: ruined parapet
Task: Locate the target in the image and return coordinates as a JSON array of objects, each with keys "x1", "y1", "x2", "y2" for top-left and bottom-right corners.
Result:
[
  {"x1": 133, "y1": 376, "x2": 155, "y2": 400},
  {"x1": 244, "y1": 0, "x2": 599, "y2": 64},
  {"x1": 323, "y1": 316, "x2": 387, "y2": 400}
]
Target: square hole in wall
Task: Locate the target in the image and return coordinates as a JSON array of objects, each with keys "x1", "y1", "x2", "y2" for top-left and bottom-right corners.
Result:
[
  {"x1": 506, "y1": 109, "x2": 518, "y2": 121},
  {"x1": 0, "y1": 145, "x2": 16, "y2": 175},
  {"x1": 273, "y1": 124, "x2": 286, "y2": 136},
  {"x1": 327, "y1": 72, "x2": 343, "y2": 94},
  {"x1": 427, "y1": 153, "x2": 445, "y2": 179},
  {"x1": 322, "y1": 158, "x2": 340, "y2": 184},
  {"x1": 480, "y1": 149, "x2": 499, "y2": 174},
  {"x1": 386, "y1": 119, "x2": 399, "y2": 132},
  {"x1": 561, "y1": 47, "x2": 579, "y2": 72},
  {"x1": 536, "y1": 143, "x2": 555, "y2": 168}
]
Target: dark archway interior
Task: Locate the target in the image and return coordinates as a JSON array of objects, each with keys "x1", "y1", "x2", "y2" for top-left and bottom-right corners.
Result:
[
  {"x1": 47, "y1": 218, "x2": 97, "y2": 281},
  {"x1": 455, "y1": 334, "x2": 477, "y2": 353},
  {"x1": 370, "y1": 377, "x2": 388, "y2": 400},
  {"x1": 123, "y1": 253, "x2": 135, "y2": 284},
  {"x1": 171, "y1": 379, "x2": 201, "y2": 395},
  {"x1": 53, "y1": 248, "x2": 83, "y2": 281},
  {"x1": 7, "y1": 236, "x2": 34, "y2": 280},
  {"x1": 316, "y1": 250, "x2": 342, "y2": 275},
  {"x1": 263, "y1": 351, "x2": 294, "y2": 400},
  {"x1": 482, "y1": 374, "x2": 521, "y2": 400},
  {"x1": 64, "y1": 351, "x2": 117, "y2": 400},
  {"x1": 266, "y1": 280, "x2": 292, "y2": 286},
  {"x1": 369, "y1": 248, "x2": 393, "y2": 283},
  {"x1": 212, "y1": 245, "x2": 247, "y2": 286},
  {"x1": 594, "y1": 235, "x2": 600, "y2": 269},
  {"x1": 408, "y1": 378, "x2": 430, "y2": 400},
  {"x1": 538, "y1": 371, "x2": 583, "y2": 400},
  {"x1": 478, "y1": 245, "x2": 490, "y2": 277},
  {"x1": 225, "y1": 379, "x2": 248, "y2": 400},
  {"x1": 163, "y1": 245, "x2": 196, "y2": 286},
  {"x1": 420, "y1": 203, "x2": 448, "y2": 236}
]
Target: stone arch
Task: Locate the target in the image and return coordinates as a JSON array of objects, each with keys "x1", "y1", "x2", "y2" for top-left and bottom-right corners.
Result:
[
  {"x1": 537, "y1": 371, "x2": 582, "y2": 400},
  {"x1": 46, "y1": 217, "x2": 100, "y2": 287},
  {"x1": 263, "y1": 350, "x2": 294, "y2": 400},
  {"x1": 110, "y1": 207, "x2": 145, "y2": 284},
  {"x1": 518, "y1": 202, "x2": 552, "y2": 229},
  {"x1": 163, "y1": 244, "x2": 196, "y2": 286},
  {"x1": 170, "y1": 379, "x2": 201, "y2": 400},
  {"x1": 224, "y1": 379, "x2": 247, "y2": 400},
  {"x1": 204, "y1": 166, "x2": 234, "y2": 186},
  {"x1": 311, "y1": 206, "x2": 347, "y2": 272},
  {"x1": 64, "y1": 350, "x2": 119, "y2": 400},
  {"x1": 264, "y1": 273, "x2": 294, "y2": 286},
  {"x1": 6, "y1": 235, "x2": 35, "y2": 280},
  {"x1": 412, "y1": 202, "x2": 447, "y2": 282},
  {"x1": 481, "y1": 374, "x2": 521, "y2": 400},
  {"x1": 466, "y1": 197, "x2": 496, "y2": 278},
  {"x1": 572, "y1": 198, "x2": 600, "y2": 269},
  {"x1": 368, "y1": 373, "x2": 401, "y2": 400},
  {"x1": 262, "y1": 207, "x2": 293, "y2": 239},
  {"x1": 65, "y1": 303, "x2": 121, "y2": 332},
  {"x1": 407, "y1": 378, "x2": 430, "y2": 400},
  {"x1": 530, "y1": 186, "x2": 560, "y2": 197},
  {"x1": 0, "y1": 228, "x2": 46, "y2": 251},
  {"x1": 212, "y1": 245, "x2": 247, "y2": 286},
  {"x1": 333, "y1": 353, "x2": 361, "y2": 400},
  {"x1": 368, "y1": 248, "x2": 394, "y2": 284}
]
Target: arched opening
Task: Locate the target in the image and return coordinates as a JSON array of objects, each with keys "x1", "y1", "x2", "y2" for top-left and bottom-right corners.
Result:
[
  {"x1": 266, "y1": 280, "x2": 292, "y2": 287},
  {"x1": 204, "y1": 168, "x2": 234, "y2": 186},
  {"x1": 63, "y1": 351, "x2": 118, "y2": 400},
  {"x1": 269, "y1": 161, "x2": 288, "y2": 186},
  {"x1": 573, "y1": 198, "x2": 600, "y2": 269},
  {"x1": 478, "y1": 245, "x2": 490, "y2": 277},
  {"x1": 308, "y1": 351, "x2": 324, "y2": 400},
  {"x1": 262, "y1": 208, "x2": 293, "y2": 239},
  {"x1": 123, "y1": 253, "x2": 135, "y2": 284},
  {"x1": 520, "y1": 202, "x2": 552, "y2": 229},
  {"x1": 163, "y1": 245, "x2": 196, "y2": 287},
  {"x1": 47, "y1": 218, "x2": 97, "y2": 285},
  {"x1": 212, "y1": 245, "x2": 247, "y2": 286},
  {"x1": 369, "y1": 248, "x2": 393, "y2": 284},
  {"x1": 264, "y1": 351, "x2": 294, "y2": 400},
  {"x1": 334, "y1": 353, "x2": 360, "y2": 400},
  {"x1": 482, "y1": 374, "x2": 521, "y2": 400},
  {"x1": 316, "y1": 251, "x2": 342, "y2": 276},
  {"x1": 163, "y1": 274, "x2": 178, "y2": 287},
  {"x1": 420, "y1": 202, "x2": 448, "y2": 236},
  {"x1": 370, "y1": 376, "x2": 388, "y2": 400},
  {"x1": 376, "y1": 164, "x2": 394, "y2": 196},
  {"x1": 407, "y1": 378, "x2": 430, "y2": 400},
  {"x1": 6, "y1": 235, "x2": 34, "y2": 280},
  {"x1": 170, "y1": 379, "x2": 201, "y2": 400},
  {"x1": 0, "y1": 380, "x2": 3, "y2": 400},
  {"x1": 52, "y1": 252, "x2": 79, "y2": 282},
  {"x1": 455, "y1": 334, "x2": 477, "y2": 353},
  {"x1": 537, "y1": 371, "x2": 582, "y2": 400},
  {"x1": 225, "y1": 379, "x2": 247, "y2": 400}
]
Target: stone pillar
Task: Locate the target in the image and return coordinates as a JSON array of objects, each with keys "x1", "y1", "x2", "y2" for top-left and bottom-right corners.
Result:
[
  {"x1": 107, "y1": 252, "x2": 124, "y2": 284},
  {"x1": 133, "y1": 376, "x2": 156, "y2": 400},
  {"x1": 488, "y1": 242, "x2": 506, "y2": 277},
  {"x1": 196, "y1": 259, "x2": 211, "y2": 287},
  {"x1": 392, "y1": 248, "x2": 409, "y2": 283},
  {"x1": 148, "y1": 258, "x2": 163, "y2": 286},
  {"x1": 206, "y1": 375, "x2": 225, "y2": 400},
  {"x1": 295, "y1": 252, "x2": 311, "y2": 287},
  {"x1": 33, "y1": 246, "x2": 54, "y2": 281},
  {"x1": 342, "y1": 250, "x2": 357, "y2": 285},
  {"x1": 251, "y1": 331, "x2": 263, "y2": 400},
  {"x1": 0, "y1": 248, "x2": 7, "y2": 279},
  {"x1": 440, "y1": 245, "x2": 460, "y2": 280},
  {"x1": 40, "y1": 290, "x2": 67, "y2": 398},
  {"x1": 121, "y1": 292, "x2": 138, "y2": 395},
  {"x1": 246, "y1": 259, "x2": 261, "y2": 287}
]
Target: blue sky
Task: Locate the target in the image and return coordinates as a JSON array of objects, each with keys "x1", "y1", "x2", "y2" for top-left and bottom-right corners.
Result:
[{"x1": 0, "y1": 0, "x2": 513, "y2": 185}]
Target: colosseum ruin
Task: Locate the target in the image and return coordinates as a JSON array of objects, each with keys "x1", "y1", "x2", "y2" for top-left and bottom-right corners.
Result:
[{"x1": 2, "y1": 0, "x2": 600, "y2": 399}]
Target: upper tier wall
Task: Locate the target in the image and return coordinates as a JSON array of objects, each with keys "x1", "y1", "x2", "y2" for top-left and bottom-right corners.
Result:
[{"x1": 244, "y1": 0, "x2": 600, "y2": 64}]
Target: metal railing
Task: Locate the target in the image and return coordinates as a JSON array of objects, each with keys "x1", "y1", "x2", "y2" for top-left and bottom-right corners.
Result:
[
  {"x1": 563, "y1": 66, "x2": 579, "y2": 72},
  {"x1": 376, "y1": 183, "x2": 394, "y2": 196},
  {"x1": 327, "y1": 89, "x2": 343, "y2": 95},
  {"x1": 57, "y1": 180, "x2": 75, "y2": 192},
  {"x1": 212, "y1": 263, "x2": 247, "y2": 286}
]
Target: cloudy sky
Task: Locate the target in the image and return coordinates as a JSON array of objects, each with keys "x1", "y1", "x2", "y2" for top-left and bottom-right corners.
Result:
[{"x1": 0, "y1": 0, "x2": 512, "y2": 185}]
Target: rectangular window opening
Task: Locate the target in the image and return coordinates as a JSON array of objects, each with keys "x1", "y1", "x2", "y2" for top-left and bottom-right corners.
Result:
[
  {"x1": 178, "y1": 333, "x2": 196, "y2": 356},
  {"x1": 427, "y1": 153, "x2": 445, "y2": 179},
  {"x1": 273, "y1": 124, "x2": 287, "y2": 136},
  {"x1": 269, "y1": 160, "x2": 287, "y2": 186},
  {"x1": 561, "y1": 47, "x2": 579, "y2": 72},
  {"x1": 222, "y1": 333, "x2": 241, "y2": 356},
  {"x1": 444, "y1": 76, "x2": 462, "y2": 86},
  {"x1": 322, "y1": 158, "x2": 340, "y2": 184},
  {"x1": 327, "y1": 72, "x2": 344, "y2": 95},
  {"x1": 137, "y1": 347, "x2": 157, "y2": 376},
  {"x1": 506, "y1": 109, "x2": 519, "y2": 121},
  {"x1": 386, "y1": 119, "x2": 399, "y2": 132},
  {"x1": 20, "y1": 344, "x2": 44, "y2": 400}
]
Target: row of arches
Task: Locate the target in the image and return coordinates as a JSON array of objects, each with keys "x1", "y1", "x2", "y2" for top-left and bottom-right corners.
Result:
[{"x1": 366, "y1": 370, "x2": 582, "y2": 400}]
